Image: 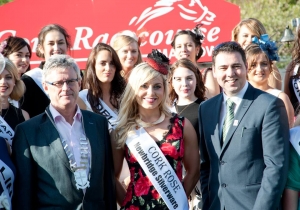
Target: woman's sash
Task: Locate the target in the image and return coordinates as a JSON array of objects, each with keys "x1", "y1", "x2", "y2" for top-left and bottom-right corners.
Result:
[
  {"x1": 0, "y1": 116, "x2": 14, "y2": 146},
  {"x1": 292, "y1": 64, "x2": 300, "y2": 102},
  {"x1": 98, "y1": 99, "x2": 117, "y2": 130},
  {"x1": 0, "y1": 160, "x2": 14, "y2": 210},
  {"x1": 126, "y1": 127, "x2": 189, "y2": 210}
]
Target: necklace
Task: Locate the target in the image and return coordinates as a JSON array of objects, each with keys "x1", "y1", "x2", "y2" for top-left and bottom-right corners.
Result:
[
  {"x1": 175, "y1": 101, "x2": 195, "y2": 115},
  {"x1": 1, "y1": 104, "x2": 10, "y2": 120},
  {"x1": 136, "y1": 112, "x2": 165, "y2": 128}
]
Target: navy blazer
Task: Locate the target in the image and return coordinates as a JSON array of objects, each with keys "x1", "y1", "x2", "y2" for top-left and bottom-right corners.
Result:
[
  {"x1": 12, "y1": 107, "x2": 116, "y2": 210},
  {"x1": 199, "y1": 84, "x2": 289, "y2": 210}
]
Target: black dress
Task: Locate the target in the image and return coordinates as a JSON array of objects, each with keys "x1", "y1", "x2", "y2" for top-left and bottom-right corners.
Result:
[
  {"x1": 175, "y1": 98, "x2": 203, "y2": 140},
  {"x1": 1, "y1": 104, "x2": 25, "y2": 131},
  {"x1": 21, "y1": 62, "x2": 50, "y2": 118}
]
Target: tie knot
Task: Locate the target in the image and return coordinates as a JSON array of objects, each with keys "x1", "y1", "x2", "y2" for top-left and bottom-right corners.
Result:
[{"x1": 226, "y1": 98, "x2": 235, "y2": 110}]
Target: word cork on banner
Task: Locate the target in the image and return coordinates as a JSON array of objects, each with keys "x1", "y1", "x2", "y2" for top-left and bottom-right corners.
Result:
[{"x1": 126, "y1": 128, "x2": 189, "y2": 210}]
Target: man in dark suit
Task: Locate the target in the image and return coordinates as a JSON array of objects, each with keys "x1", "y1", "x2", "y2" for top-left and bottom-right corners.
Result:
[
  {"x1": 12, "y1": 55, "x2": 116, "y2": 210},
  {"x1": 199, "y1": 41, "x2": 289, "y2": 210}
]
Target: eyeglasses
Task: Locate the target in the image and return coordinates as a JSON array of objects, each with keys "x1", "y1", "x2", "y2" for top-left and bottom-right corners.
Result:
[{"x1": 45, "y1": 78, "x2": 79, "y2": 88}]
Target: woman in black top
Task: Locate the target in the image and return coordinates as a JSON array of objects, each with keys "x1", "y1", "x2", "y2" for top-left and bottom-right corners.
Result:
[
  {"x1": 168, "y1": 58, "x2": 205, "y2": 210},
  {"x1": 169, "y1": 58, "x2": 205, "y2": 138}
]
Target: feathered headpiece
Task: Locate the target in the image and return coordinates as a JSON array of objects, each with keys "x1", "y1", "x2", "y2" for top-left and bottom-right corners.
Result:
[
  {"x1": 193, "y1": 24, "x2": 205, "y2": 41},
  {"x1": 252, "y1": 34, "x2": 279, "y2": 62},
  {"x1": 144, "y1": 49, "x2": 170, "y2": 75}
]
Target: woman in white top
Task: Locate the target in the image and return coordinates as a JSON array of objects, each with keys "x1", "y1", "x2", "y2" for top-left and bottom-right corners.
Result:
[
  {"x1": 78, "y1": 42, "x2": 125, "y2": 130},
  {"x1": 245, "y1": 43, "x2": 294, "y2": 127}
]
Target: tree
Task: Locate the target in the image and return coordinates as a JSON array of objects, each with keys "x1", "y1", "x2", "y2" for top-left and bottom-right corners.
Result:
[
  {"x1": 227, "y1": 0, "x2": 300, "y2": 68},
  {"x1": 0, "y1": 0, "x2": 11, "y2": 5}
]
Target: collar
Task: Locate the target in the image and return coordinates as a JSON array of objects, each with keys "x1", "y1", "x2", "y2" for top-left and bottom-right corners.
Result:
[
  {"x1": 49, "y1": 104, "x2": 82, "y2": 123},
  {"x1": 222, "y1": 81, "x2": 249, "y2": 104}
]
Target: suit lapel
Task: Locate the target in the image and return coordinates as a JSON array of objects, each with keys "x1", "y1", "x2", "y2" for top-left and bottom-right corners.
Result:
[
  {"x1": 221, "y1": 85, "x2": 254, "y2": 155},
  {"x1": 39, "y1": 114, "x2": 71, "y2": 170},
  {"x1": 82, "y1": 112, "x2": 98, "y2": 183},
  {"x1": 211, "y1": 94, "x2": 223, "y2": 157}
]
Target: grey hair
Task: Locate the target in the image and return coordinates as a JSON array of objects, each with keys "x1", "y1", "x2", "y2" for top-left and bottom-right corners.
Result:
[{"x1": 42, "y1": 54, "x2": 82, "y2": 81}]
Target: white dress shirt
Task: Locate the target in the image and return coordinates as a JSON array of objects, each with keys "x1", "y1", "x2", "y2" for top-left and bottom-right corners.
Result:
[{"x1": 218, "y1": 82, "x2": 249, "y2": 137}]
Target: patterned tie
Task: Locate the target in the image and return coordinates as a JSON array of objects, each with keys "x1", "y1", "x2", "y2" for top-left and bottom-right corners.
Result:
[{"x1": 222, "y1": 98, "x2": 235, "y2": 143}]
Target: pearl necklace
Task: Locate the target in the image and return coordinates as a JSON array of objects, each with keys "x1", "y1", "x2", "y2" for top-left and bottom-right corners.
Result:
[{"x1": 136, "y1": 112, "x2": 165, "y2": 128}]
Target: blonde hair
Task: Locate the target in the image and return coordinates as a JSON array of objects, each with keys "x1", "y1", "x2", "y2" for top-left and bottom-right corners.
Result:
[
  {"x1": 112, "y1": 35, "x2": 143, "y2": 65},
  {"x1": 115, "y1": 62, "x2": 171, "y2": 148},
  {"x1": 4, "y1": 58, "x2": 25, "y2": 100},
  {"x1": 232, "y1": 18, "x2": 267, "y2": 42}
]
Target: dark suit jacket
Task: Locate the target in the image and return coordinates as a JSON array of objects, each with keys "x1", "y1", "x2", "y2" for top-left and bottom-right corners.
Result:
[
  {"x1": 199, "y1": 84, "x2": 289, "y2": 210},
  {"x1": 12, "y1": 107, "x2": 116, "y2": 210}
]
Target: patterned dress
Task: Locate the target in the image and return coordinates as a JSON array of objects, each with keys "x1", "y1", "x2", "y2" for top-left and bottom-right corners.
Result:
[{"x1": 121, "y1": 114, "x2": 185, "y2": 210}]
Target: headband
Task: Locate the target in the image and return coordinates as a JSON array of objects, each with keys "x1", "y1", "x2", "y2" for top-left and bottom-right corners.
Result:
[
  {"x1": 252, "y1": 34, "x2": 279, "y2": 62},
  {"x1": 144, "y1": 49, "x2": 170, "y2": 75}
]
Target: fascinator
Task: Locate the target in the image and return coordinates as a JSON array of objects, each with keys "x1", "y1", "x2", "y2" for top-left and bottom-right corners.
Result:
[
  {"x1": 193, "y1": 24, "x2": 205, "y2": 41},
  {"x1": 144, "y1": 49, "x2": 170, "y2": 75},
  {"x1": 252, "y1": 34, "x2": 279, "y2": 62}
]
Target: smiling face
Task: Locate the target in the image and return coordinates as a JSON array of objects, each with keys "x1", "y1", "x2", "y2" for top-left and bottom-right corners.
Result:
[
  {"x1": 7, "y1": 46, "x2": 30, "y2": 78},
  {"x1": 136, "y1": 75, "x2": 164, "y2": 112},
  {"x1": 117, "y1": 42, "x2": 139, "y2": 72},
  {"x1": 38, "y1": 30, "x2": 68, "y2": 61},
  {"x1": 174, "y1": 34, "x2": 199, "y2": 63},
  {"x1": 247, "y1": 53, "x2": 271, "y2": 86},
  {"x1": 0, "y1": 69, "x2": 15, "y2": 99},
  {"x1": 172, "y1": 66, "x2": 197, "y2": 101},
  {"x1": 95, "y1": 50, "x2": 116, "y2": 84},
  {"x1": 237, "y1": 25, "x2": 257, "y2": 49},
  {"x1": 43, "y1": 67, "x2": 81, "y2": 112},
  {"x1": 213, "y1": 52, "x2": 247, "y2": 97}
]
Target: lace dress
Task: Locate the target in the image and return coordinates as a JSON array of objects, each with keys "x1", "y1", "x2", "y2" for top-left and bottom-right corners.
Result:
[{"x1": 121, "y1": 114, "x2": 185, "y2": 210}]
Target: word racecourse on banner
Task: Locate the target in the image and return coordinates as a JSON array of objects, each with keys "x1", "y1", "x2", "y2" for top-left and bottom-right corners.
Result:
[{"x1": 0, "y1": 0, "x2": 240, "y2": 68}]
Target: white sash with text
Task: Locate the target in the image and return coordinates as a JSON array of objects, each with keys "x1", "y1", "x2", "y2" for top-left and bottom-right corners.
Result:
[
  {"x1": 292, "y1": 64, "x2": 300, "y2": 102},
  {"x1": 126, "y1": 127, "x2": 188, "y2": 210},
  {"x1": 0, "y1": 116, "x2": 14, "y2": 146}
]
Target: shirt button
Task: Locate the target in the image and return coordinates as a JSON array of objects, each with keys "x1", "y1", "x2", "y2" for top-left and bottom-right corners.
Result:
[
  {"x1": 220, "y1": 161, "x2": 225, "y2": 165},
  {"x1": 222, "y1": 183, "x2": 227, "y2": 188}
]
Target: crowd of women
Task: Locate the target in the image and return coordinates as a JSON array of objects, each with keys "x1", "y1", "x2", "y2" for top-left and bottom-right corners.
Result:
[{"x1": 0, "y1": 17, "x2": 299, "y2": 210}]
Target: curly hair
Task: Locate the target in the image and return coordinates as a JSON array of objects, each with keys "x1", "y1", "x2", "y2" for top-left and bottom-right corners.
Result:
[
  {"x1": 83, "y1": 43, "x2": 125, "y2": 112},
  {"x1": 292, "y1": 27, "x2": 300, "y2": 66}
]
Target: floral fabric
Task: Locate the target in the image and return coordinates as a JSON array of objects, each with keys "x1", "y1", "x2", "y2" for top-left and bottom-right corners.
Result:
[{"x1": 121, "y1": 114, "x2": 185, "y2": 210}]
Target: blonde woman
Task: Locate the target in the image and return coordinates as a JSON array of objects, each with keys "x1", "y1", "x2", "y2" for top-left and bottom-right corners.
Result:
[
  {"x1": 0, "y1": 58, "x2": 29, "y2": 146},
  {"x1": 232, "y1": 18, "x2": 282, "y2": 90},
  {"x1": 112, "y1": 50, "x2": 199, "y2": 210},
  {"x1": 111, "y1": 30, "x2": 143, "y2": 80}
]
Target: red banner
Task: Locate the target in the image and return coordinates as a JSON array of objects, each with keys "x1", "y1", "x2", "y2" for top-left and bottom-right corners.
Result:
[{"x1": 0, "y1": 0, "x2": 240, "y2": 69}]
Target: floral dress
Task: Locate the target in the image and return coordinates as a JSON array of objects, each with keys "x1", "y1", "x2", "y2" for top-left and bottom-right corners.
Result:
[{"x1": 121, "y1": 114, "x2": 185, "y2": 210}]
